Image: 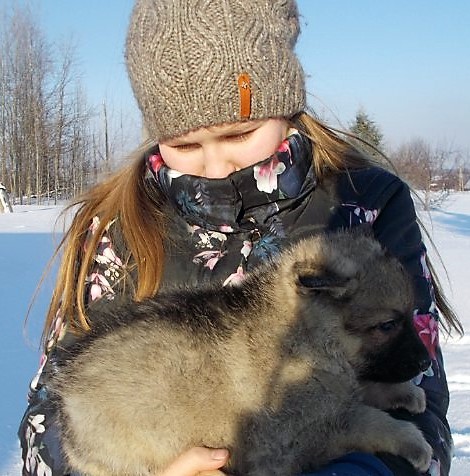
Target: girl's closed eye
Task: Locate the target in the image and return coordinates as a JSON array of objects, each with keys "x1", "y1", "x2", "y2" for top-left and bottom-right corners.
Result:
[
  {"x1": 223, "y1": 130, "x2": 256, "y2": 142},
  {"x1": 173, "y1": 143, "x2": 200, "y2": 152}
]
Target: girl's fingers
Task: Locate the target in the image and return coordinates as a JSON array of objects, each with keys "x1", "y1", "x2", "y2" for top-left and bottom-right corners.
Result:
[{"x1": 159, "y1": 447, "x2": 230, "y2": 476}]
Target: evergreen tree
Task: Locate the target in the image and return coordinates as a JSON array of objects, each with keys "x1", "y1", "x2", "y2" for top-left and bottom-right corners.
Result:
[{"x1": 349, "y1": 108, "x2": 385, "y2": 156}]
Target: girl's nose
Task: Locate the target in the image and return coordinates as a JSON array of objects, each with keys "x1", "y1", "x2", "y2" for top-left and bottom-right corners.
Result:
[{"x1": 201, "y1": 145, "x2": 237, "y2": 179}]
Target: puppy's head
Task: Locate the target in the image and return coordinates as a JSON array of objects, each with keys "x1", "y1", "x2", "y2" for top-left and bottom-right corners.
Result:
[{"x1": 288, "y1": 229, "x2": 431, "y2": 382}]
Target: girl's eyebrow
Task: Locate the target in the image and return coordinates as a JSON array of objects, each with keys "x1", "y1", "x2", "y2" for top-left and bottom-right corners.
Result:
[
  {"x1": 208, "y1": 121, "x2": 263, "y2": 135},
  {"x1": 222, "y1": 128, "x2": 255, "y2": 137}
]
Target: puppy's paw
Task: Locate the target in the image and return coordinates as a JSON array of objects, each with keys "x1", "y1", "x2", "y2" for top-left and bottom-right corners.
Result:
[
  {"x1": 402, "y1": 439, "x2": 433, "y2": 473},
  {"x1": 399, "y1": 424, "x2": 433, "y2": 472},
  {"x1": 359, "y1": 381, "x2": 426, "y2": 413},
  {"x1": 393, "y1": 385, "x2": 426, "y2": 414}
]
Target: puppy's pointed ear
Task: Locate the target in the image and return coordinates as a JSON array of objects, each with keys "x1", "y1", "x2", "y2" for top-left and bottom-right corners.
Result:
[{"x1": 297, "y1": 271, "x2": 354, "y2": 299}]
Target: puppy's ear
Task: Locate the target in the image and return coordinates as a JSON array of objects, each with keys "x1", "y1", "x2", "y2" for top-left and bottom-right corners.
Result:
[{"x1": 297, "y1": 271, "x2": 353, "y2": 299}]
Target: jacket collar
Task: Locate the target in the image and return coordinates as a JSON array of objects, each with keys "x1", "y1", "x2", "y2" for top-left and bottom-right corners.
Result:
[{"x1": 146, "y1": 131, "x2": 316, "y2": 232}]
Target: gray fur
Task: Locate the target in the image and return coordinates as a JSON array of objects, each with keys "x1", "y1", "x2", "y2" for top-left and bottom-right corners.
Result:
[{"x1": 50, "y1": 229, "x2": 433, "y2": 476}]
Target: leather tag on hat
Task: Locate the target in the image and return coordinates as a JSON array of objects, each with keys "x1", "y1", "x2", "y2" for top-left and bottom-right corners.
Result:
[{"x1": 238, "y1": 73, "x2": 251, "y2": 120}]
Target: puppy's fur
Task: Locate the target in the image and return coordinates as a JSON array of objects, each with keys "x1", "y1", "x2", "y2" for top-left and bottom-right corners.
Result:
[{"x1": 50, "y1": 230, "x2": 433, "y2": 476}]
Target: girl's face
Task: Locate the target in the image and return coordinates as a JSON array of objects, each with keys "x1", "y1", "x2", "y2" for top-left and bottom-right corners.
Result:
[{"x1": 158, "y1": 118, "x2": 289, "y2": 178}]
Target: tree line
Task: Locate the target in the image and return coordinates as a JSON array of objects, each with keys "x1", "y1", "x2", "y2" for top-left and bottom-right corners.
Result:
[
  {"x1": 0, "y1": 3, "x2": 138, "y2": 205},
  {"x1": 1, "y1": 4, "x2": 468, "y2": 208},
  {"x1": 349, "y1": 109, "x2": 469, "y2": 209}
]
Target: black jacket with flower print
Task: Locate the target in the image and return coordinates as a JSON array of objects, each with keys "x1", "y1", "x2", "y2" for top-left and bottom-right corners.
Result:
[{"x1": 18, "y1": 132, "x2": 452, "y2": 476}]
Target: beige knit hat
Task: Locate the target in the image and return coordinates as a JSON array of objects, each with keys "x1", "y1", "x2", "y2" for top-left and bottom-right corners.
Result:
[{"x1": 125, "y1": 0, "x2": 306, "y2": 141}]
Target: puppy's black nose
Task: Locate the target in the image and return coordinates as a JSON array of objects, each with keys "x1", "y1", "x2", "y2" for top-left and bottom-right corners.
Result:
[{"x1": 419, "y1": 357, "x2": 432, "y2": 372}]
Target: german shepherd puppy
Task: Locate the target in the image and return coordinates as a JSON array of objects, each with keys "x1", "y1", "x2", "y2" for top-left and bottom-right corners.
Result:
[{"x1": 49, "y1": 229, "x2": 433, "y2": 476}]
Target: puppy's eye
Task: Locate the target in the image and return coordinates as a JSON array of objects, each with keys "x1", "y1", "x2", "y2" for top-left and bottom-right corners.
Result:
[{"x1": 377, "y1": 319, "x2": 399, "y2": 332}]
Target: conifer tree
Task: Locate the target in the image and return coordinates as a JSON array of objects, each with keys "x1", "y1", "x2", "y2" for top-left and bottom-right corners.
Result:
[{"x1": 349, "y1": 108, "x2": 385, "y2": 156}]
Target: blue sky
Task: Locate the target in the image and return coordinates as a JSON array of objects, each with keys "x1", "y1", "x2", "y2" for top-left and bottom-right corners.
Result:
[{"x1": 33, "y1": 0, "x2": 470, "y2": 154}]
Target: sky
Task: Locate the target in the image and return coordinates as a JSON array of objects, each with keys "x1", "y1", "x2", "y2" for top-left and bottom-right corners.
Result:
[
  {"x1": 24, "y1": 0, "x2": 470, "y2": 155},
  {"x1": 1, "y1": 192, "x2": 470, "y2": 474}
]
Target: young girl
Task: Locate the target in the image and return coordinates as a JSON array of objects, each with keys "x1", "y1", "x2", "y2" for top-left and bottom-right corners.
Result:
[{"x1": 18, "y1": 1, "x2": 461, "y2": 475}]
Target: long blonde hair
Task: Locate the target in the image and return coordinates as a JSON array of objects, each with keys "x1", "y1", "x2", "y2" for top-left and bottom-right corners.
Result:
[{"x1": 42, "y1": 111, "x2": 463, "y2": 345}]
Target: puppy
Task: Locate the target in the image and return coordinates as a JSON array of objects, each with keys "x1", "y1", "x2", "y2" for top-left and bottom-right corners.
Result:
[{"x1": 49, "y1": 229, "x2": 433, "y2": 476}]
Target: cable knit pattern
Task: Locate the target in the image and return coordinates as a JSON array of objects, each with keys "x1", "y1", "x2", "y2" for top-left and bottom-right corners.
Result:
[{"x1": 125, "y1": 0, "x2": 306, "y2": 140}]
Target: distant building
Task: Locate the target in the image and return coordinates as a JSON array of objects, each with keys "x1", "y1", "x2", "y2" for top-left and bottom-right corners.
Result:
[
  {"x1": 464, "y1": 179, "x2": 470, "y2": 192},
  {"x1": 429, "y1": 175, "x2": 449, "y2": 192},
  {"x1": 0, "y1": 183, "x2": 13, "y2": 213}
]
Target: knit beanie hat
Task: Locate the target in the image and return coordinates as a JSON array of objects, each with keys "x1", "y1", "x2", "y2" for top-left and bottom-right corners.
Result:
[{"x1": 125, "y1": 0, "x2": 306, "y2": 141}]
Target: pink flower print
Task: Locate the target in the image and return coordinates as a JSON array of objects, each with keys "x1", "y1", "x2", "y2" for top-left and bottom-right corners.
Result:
[
  {"x1": 253, "y1": 158, "x2": 286, "y2": 193},
  {"x1": 342, "y1": 203, "x2": 379, "y2": 225},
  {"x1": 414, "y1": 313, "x2": 439, "y2": 360},
  {"x1": 103, "y1": 246, "x2": 122, "y2": 265},
  {"x1": 364, "y1": 209, "x2": 378, "y2": 223},
  {"x1": 25, "y1": 441, "x2": 39, "y2": 474},
  {"x1": 223, "y1": 266, "x2": 246, "y2": 286},
  {"x1": 193, "y1": 250, "x2": 226, "y2": 270},
  {"x1": 88, "y1": 215, "x2": 100, "y2": 234},
  {"x1": 90, "y1": 283, "x2": 102, "y2": 301},
  {"x1": 28, "y1": 414, "x2": 46, "y2": 434},
  {"x1": 427, "y1": 458, "x2": 441, "y2": 476},
  {"x1": 149, "y1": 152, "x2": 164, "y2": 173},
  {"x1": 88, "y1": 272, "x2": 114, "y2": 301},
  {"x1": 209, "y1": 231, "x2": 228, "y2": 243},
  {"x1": 277, "y1": 138, "x2": 291, "y2": 155},
  {"x1": 241, "y1": 240, "x2": 252, "y2": 259},
  {"x1": 219, "y1": 224, "x2": 234, "y2": 233},
  {"x1": 30, "y1": 354, "x2": 48, "y2": 391},
  {"x1": 194, "y1": 230, "x2": 227, "y2": 249},
  {"x1": 101, "y1": 240, "x2": 123, "y2": 267},
  {"x1": 37, "y1": 459, "x2": 52, "y2": 476},
  {"x1": 25, "y1": 413, "x2": 52, "y2": 476},
  {"x1": 414, "y1": 362, "x2": 435, "y2": 387},
  {"x1": 45, "y1": 311, "x2": 66, "y2": 351},
  {"x1": 188, "y1": 224, "x2": 202, "y2": 236},
  {"x1": 167, "y1": 168, "x2": 184, "y2": 179},
  {"x1": 420, "y1": 252, "x2": 431, "y2": 281},
  {"x1": 83, "y1": 216, "x2": 101, "y2": 252},
  {"x1": 353, "y1": 206, "x2": 378, "y2": 224}
]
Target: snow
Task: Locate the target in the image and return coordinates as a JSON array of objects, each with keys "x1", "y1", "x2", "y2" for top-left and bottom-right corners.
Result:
[
  {"x1": 417, "y1": 193, "x2": 470, "y2": 475},
  {"x1": 0, "y1": 205, "x2": 68, "y2": 474},
  {"x1": 0, "y1": 195, "x2": 469, "y2": 475}
]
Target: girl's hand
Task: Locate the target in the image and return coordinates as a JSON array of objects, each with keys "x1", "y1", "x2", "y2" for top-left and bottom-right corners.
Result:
[{"x1": 159, "y1": 447, "x2": 230, "y2": 476}]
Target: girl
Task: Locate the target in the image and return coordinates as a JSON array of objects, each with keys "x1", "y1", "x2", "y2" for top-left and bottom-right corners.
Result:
[{"x1": 18, "y1": 1, "x2": 461, "y2": 475}]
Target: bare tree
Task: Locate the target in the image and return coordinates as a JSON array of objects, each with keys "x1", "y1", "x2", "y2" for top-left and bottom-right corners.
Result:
[
  {"x1": 0, "y1": 2, "x2": 97, "y2": 204},
  {"x1": 391, "y1": 139, "x2": 434, "y2": 208},
  {"x1": 0, "y1": 1, "x2": 140, "y2": 205},
  {"x1": 390, "y1": 139, "x2": 466, "y2": 209},
  {"x1": 1, "y1": 4, "x2": 54, "y2": 202}
]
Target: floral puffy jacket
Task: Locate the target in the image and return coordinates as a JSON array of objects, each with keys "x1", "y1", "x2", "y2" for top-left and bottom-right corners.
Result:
[{"x1": 18, "y1": 132, "x2": 452, "y2": 476}]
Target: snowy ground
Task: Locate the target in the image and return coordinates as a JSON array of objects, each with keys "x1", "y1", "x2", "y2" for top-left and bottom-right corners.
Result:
[
  {"x1": 0, "y1": 194, "x2": 469, "y2": 475},
  {"x1": 417, "y1": 193, "x2": 470, "y2": 475}
]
